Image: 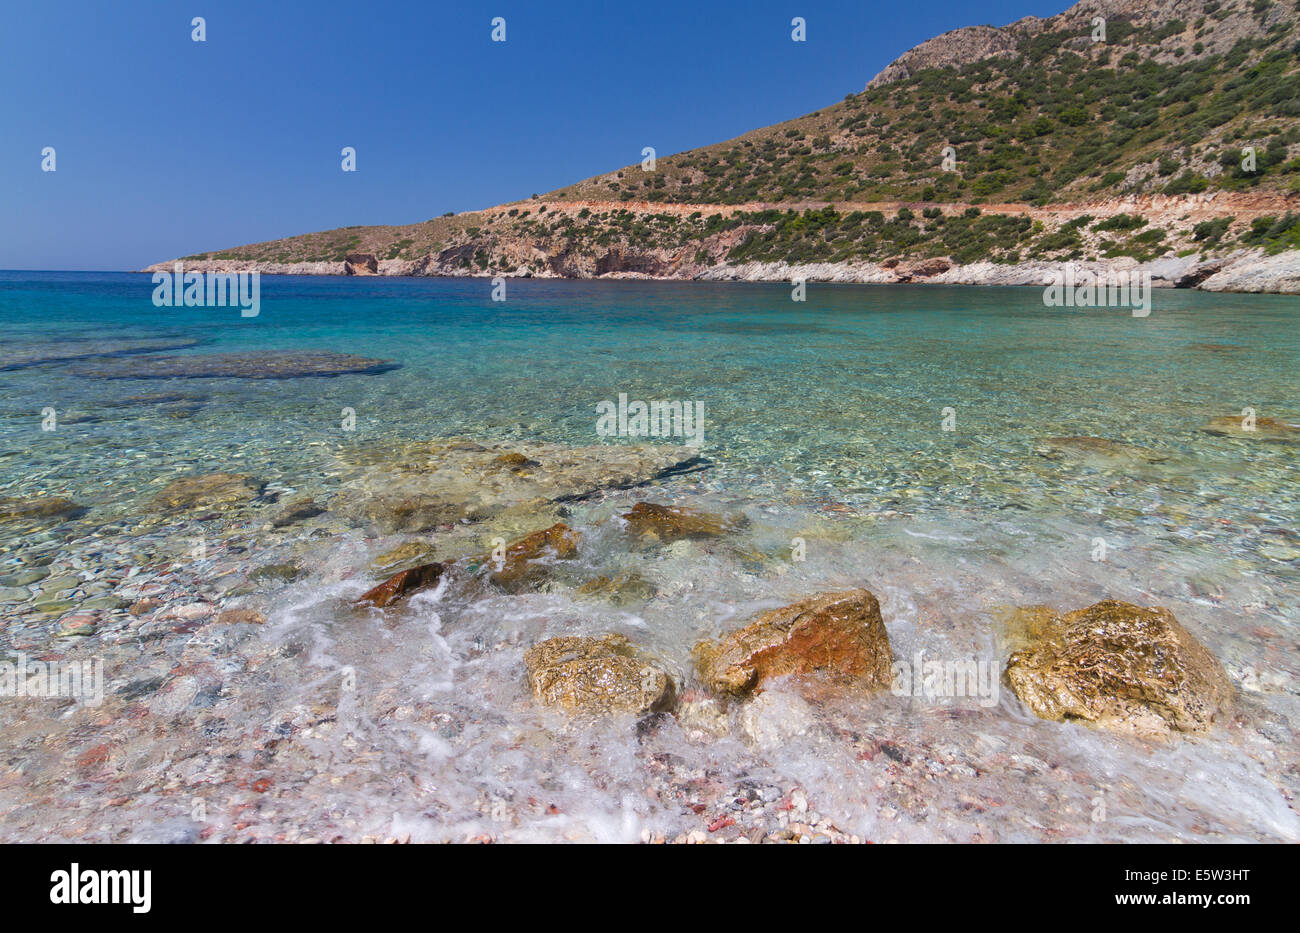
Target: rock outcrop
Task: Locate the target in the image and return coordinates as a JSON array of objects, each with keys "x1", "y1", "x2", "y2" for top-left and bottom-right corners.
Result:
[
  {"x1": 695, "y1": 589, "x2": 893, "y2": 696},
  {"x1": 1003, "y1": 600, "x2": 1232, "y2": 736}
]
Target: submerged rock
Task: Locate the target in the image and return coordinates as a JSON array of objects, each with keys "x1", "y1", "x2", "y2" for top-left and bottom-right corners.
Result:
[
  {"x1": 575, "y1": 571, "x2": 658, "y2": 605},
  {"x1": 151, "y1": 472, "x2": 261, "y2": 510},
  {"x1": 1034, "y1": 436, "x2": 1169, "y2": 463},
  {"x1": 484, "y1": 523, "x2": 580, "y2": 592},
  {"x1": 270, "y1": 496, "x2": 326, "y2": 527},
  {"x1": 1002, "y1": 600, "x2": 1232, "y2": 737},
  {"x1": 357, "y1": 561, "x2": 449, "y2": 608},
  {"x1": 77, "y1": 351, "x2": 399, "y2": 379},
  {"x1": 0, "y1": 496, "x2": 85, "y2": 522},
  {"x1": 695, "y1": 589, "x2": 893, "y2": 696},
  {"x1": 1200, "y1": 415, "x2": 1299, "y2": 441},
  {"x1": 0, "y1": 338, "x2": 200, "y2": 371},
  {"x1": 370, "y1": 540, "x2": 439, "y2": 574},
  {"x1": 339, "y1": 439, "x2": 701, "y2": 532},
  {"x1": 622, "y1": 501, "x2": 741, "y2": 542},
  {"x1": 524, "y1": 634, "x2": 676, "y2": 716}
]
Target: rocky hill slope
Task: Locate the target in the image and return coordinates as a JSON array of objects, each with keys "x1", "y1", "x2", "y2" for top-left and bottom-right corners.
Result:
[{"x1": 153, "y1": 0, "x2": 1300, "y2": 291}]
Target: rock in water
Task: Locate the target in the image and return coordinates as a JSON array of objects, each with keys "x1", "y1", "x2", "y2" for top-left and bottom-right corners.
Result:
[
  {"x1": 621, "y1": 501, "x2": 741, "y2": 542},
  {"x1": 357, "y1": 561, "x2": 448, "y2": 608},
  {"x1": 1002, "y1": 600, "x2": 1232, "y2": 737},
  {"x1": 1200, "y1": 415, "x2": 1299, "y2": 441},
  {"x1": 0, "y1": 496, "x2": 85, "y2": 522},
  {"x1": 151, "y1": 472, "x2": 261, "y2": 510},
  {"x1": 695, "y1": 589, "x2": 893, "y2": 696},
  {"x1": 524, "y1": 634, "x2": 675, "y2": 716},
  {"x1": 485, "y1": 523, "x2": 580, "y2": 592}
]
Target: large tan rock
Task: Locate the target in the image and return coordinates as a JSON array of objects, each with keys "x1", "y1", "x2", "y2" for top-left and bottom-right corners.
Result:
[
  {"x1": 695, "y1": 589, "x2": 893, "y2": 696},
  {"x1": 524, "y1": 634, "x2": 676, "y2": 716},
  {"x1": 1003, "y1": 600, "x2": 1232, "y2": 737}
]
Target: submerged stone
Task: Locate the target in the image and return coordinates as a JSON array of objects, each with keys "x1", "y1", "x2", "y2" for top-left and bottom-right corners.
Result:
[
  {"x1": 621, "y1": 501, "x2": 742, "y2": 542},
  {"x1": 370, "y1": 540, "x2": 439, "y2": 574},
  {"x1": 484, "y1": 523, "x2": 580, "y2": 592},
  {"x1": 77, "y1": 351, "x2": 399, "y2": 380},
  {"x1": 0, "y1": 496, "x2": 85, "y2": 522},
  {"x1": 524, "y1": 634, "x2": 676, "y2": 716},
  {"x1": 1002, "y1": 599, "x2": 1232, "y2": 737},
  {"x1": 340, "y1": 439, "x2": 701, "y2": 533},
  {"x1": 1200, "y1": 415, "x2": 1299, "y2": 441},
  {"x1": 151, "y1": 472, "x2": 261, "y2": 510},
  {"x1": 695, "y1": 589, "x2": 893, "y2": 696},
  {"x1": 1034, "y1": 436, "x2": 1169, "y2": 463},
  {"x1": 575, "y1": 571, "x2": 658, "y2": 605}
]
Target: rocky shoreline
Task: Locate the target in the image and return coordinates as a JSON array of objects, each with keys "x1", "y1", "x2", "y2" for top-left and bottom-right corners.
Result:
[
  {"x1": 143, "y1": 247, "x2": 1300, "y2": 294},
  {"x1": 2, "y1": 431, "x2": 1295, "y2": 843}
]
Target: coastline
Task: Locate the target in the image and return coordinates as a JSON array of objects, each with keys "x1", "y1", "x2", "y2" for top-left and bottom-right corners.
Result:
[{"x1": 142, "y1": 246, "x2": 1300, "y2": 294}]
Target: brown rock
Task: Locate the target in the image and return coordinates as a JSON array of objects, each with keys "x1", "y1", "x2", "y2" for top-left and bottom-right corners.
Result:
[
  {"x1": 358, "y1": 561, "x2": 448, "y2": 608},
  {"x1": 524, "y1": 634, "x2": 675, "y2": 716},
  {"x1": 1003, "y1": 600, "x2": 1232, "y2": 737},
  {"x1": 486, "y1": 523, "x2": 580, "y2": 592},
  {"x1": 695, "y1": 589, "x2": 893, "y2": 696},
  {"x1": 622, "y1": 502, "x2": 740, "y2": 542}
]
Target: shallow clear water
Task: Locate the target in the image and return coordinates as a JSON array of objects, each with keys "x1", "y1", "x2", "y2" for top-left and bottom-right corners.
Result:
[{"x1": 0, "y1": 271, "x2": 1296, "y2": 842}]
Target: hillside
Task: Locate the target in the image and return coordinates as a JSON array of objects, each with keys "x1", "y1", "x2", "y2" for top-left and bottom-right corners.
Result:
[{"x1": 156, "y1": 0, "x2": 1300, "y2": 289}]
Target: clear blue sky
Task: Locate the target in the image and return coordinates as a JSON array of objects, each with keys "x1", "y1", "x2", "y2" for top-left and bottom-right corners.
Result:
[{"x1": 1, "y1": 0, "x2": 1066, "y2": 270}]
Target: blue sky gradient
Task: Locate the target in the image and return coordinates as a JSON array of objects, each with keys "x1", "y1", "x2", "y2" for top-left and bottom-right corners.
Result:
[{"x1": 1, "y1": 0, "x2": 1066, "y2": 270}]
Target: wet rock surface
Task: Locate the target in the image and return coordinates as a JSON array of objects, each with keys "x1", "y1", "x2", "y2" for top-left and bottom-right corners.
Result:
[
  {"x1": 696, "y1": 589, "x2": 894, "y2": 696},
  {"x1": 524, "y1": 634, "x2": 676, "y2": 716},
  {"x1": 483, "y1": 523, "x2": 580, "y2": 592},
  {"x1": 1003, "y1": 600, "x2": 1233, "y2": 737},
  {"x1": 357, "y1": 561, "x2": 449, "y2": 608}
]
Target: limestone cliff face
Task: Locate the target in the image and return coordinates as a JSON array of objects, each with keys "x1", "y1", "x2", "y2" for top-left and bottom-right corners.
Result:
[{"x1": 866, "y1": 24, "x2": 1025, "y2": 89}]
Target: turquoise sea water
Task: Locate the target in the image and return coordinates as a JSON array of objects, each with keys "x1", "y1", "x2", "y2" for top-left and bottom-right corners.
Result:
[
  {"x1": 1, "y1": 271, "x2": 1298, "y2": 842},
  {"x1": 3, "y1": 271, "x2": 1297, "y2": 547}
]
